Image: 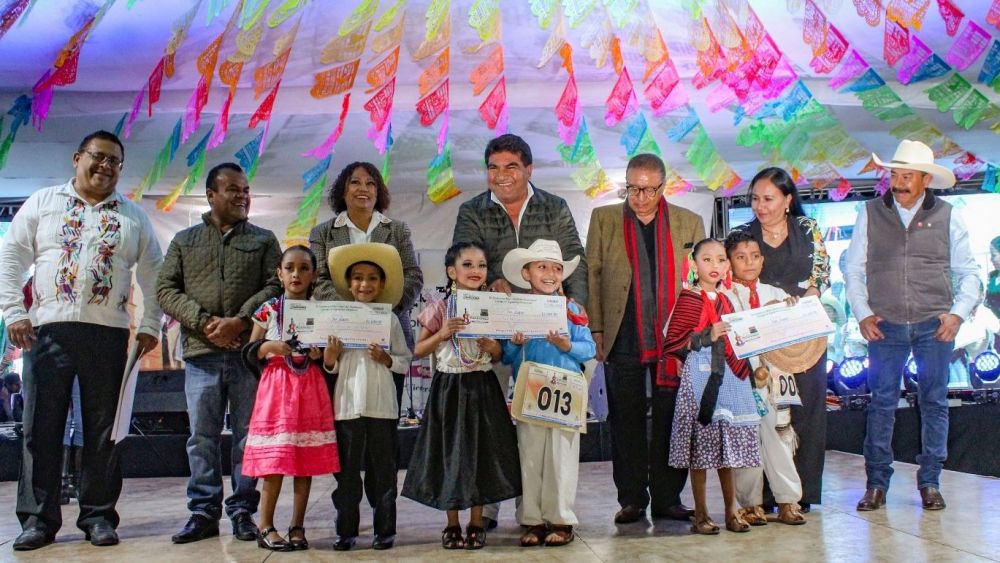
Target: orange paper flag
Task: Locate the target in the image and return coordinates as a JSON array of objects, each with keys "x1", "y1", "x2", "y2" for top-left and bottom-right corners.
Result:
[
  {"x1": 311, "y1": 59, "x2": 360, "y2": 98},
  {"x1": 219, "y1": 60, "x2": 244, "y2": 94},
  {"x1": 418, "y1": 46, "x2": 450, "y2": 97},
  {"x1": 610, "y1": 36, "x2": 624, "y2": 75},
  {"x1": 366, "y1": 46, "x2": 400, "y2": 92},
  {"x1": 470, "y1": 45, "x2": 504, "y2": 96},
  {"x1": 197, "y1": 33, "x2": 225, "y2": 79},
  {"x1": 254, "y1": 48, "x2": 291, "y2": 99}
]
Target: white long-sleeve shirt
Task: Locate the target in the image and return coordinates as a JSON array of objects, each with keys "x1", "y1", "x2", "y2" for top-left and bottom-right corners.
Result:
[
  {"x1": 0, "y1": 181, "x2": 163, "y2": 337},
  {"x1": 844, "y1": 193, "x2": 981, "y2": 323}
]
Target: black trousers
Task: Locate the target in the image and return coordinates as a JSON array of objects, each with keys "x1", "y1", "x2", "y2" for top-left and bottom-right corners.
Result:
[
  {"x1": 16, "y1": 322, "x2": 129, "y2": 534},
  {"x1": 332, "y1": 417, "x2": 398, "y2": 538},
  {"x1": 604, "y1": 360, "x2": 688, "y2": 512},
  {"x1": 790, "y1": 354, "x2": 828, "y2": 504}
]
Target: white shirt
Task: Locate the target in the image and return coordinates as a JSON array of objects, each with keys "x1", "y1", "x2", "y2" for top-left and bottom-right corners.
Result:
[
  {"x1": 0, "y1": 181, "x2": 163, "y2": 336},
  {"x1": 332, "y1": 314, "x2": 411, "y2": 420},
  {"x1": 490, "y1": 182, "x2": 535, "y2": 240},
  {"x1": 844, "y1": 194, "x2": 982, "y2": 322},
  {"x1": 334, "y1": 210, "x2": 391, "y2": 244}
]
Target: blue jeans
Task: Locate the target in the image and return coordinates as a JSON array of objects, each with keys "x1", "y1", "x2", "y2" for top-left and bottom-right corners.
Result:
[
  {"x1": 863, "y1": 318, "x2": 952, "y2": 491},
  {"x1": 184, "y1": 352, "x2": 260, "y2": 520}
]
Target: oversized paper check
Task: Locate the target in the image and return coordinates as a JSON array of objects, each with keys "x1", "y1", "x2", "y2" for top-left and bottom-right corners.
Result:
[
  {"x1": 721, "y1": 295, "x2": 834, "y2": 360},
  {"x1": 453, "y1": 290, "x2": 568, "y2": 339},
  {"x1": 282, "y1": 300, "x2": 392, "y2": 349}
]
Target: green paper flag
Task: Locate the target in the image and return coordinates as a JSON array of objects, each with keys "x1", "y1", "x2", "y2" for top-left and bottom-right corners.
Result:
[{"x1": 925, "y1": 74, "x2": 972, "y2": 112}]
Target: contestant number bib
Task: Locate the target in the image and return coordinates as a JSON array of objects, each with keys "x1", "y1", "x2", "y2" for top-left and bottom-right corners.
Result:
[
  {"x1": 511, "y1": 361, "x2": 589, "y2": 432},
  {"x1": 768, "y1": 364, "x2": 801, "y2": 407}
]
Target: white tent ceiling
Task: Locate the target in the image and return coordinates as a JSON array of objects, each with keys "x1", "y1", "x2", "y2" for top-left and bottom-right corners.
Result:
[{"x1": 1, "y1": 0, "x2": 998, "y2": 250}]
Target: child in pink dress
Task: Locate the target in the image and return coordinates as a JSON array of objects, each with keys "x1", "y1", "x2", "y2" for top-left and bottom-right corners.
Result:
[{"x1": 242, "y1": 245, "x2": 340, "y2": 552}]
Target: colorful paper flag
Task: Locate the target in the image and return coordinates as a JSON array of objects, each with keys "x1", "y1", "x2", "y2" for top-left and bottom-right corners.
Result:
[
  {"x1": 415, "y1": 79, "x2": 449, "y2": 127},
  {"x1": 303, "y1": 94, "x2": 351, "y2": 159},
  {"x1": 311, "y1": 59, "x2": 360, "y2": 98},
  {"x1": 937, "y1": 0, "x2": 964, "y2": 36},
  {"x1": 946, "y1": 20, "x2": 991, "y2": 71}
]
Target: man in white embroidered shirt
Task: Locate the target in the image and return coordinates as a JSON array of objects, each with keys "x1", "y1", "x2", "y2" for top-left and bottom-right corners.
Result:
[
  {"x1": 845, "y1": 140, "x2": 982, "y2": 514},
  {"x1": 0, "y1": 131, "x2": 163, "y2": 551}
]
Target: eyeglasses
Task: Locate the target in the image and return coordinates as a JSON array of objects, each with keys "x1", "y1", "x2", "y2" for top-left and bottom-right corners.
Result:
[
  {"x1": 81, "y1": 150, "x2": 123, "y2": 169},
  {"x1": 624, "y1": 183, "x2": 663, "y2": 198}
]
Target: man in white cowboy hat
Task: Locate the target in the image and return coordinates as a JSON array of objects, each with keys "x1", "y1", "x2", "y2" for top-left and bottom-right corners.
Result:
[{"x1": 845, "y1": 139, "x2": 982, "y2": 512}]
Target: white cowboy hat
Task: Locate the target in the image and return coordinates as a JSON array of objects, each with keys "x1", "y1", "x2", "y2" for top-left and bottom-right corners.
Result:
[
  {"x1": 327, "y1": 242, "x2": 404, "y2": 306},
  {"x1": 501, "y1": 239, "x2": 580, "y2": 290},
  {"x1": 871, "y1": 139, "x2": 956, "y2": 189}
]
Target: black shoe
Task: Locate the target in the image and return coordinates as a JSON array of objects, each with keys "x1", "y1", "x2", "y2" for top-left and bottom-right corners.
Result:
[
  {"x1": 333, "y1": 536, "x2": 356, "y2": 551},
  {"x1": 231, "y1": 512, "x2": 258, "y2": 541},
  {"x1": 84, "y1": 521, "x2": 119, "y2": 546},
  {"x1": 482, "y1": 517, "x2": 498, "y2": 531},
  {"x1": 651, "y1": 504, "x2": 695, "y2": 521},
  {"x1": 614, "y1": 505, "x2": 646, "y2": 524},
  {"x1": 287, "y1": 526, "x2": 309, "y2": 550},
  {"x1": 256, "y1": 526, "x2": 293, "y2": 552},
  {"x1": 798, "y1": 502, "x2": 812, "y2": 513},
  {"x1": 13, "y1": 528, "x2": 54, "y2": 551},
  {"x1": 373, "y1": 534, "x2": 395, "y2": 550},
  {"x1": 171, "y1": 514, "x2": 219, "y2": 544}
]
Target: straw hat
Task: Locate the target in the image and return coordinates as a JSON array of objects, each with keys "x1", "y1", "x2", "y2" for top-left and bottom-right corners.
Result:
[
  {"x1": 761, "y1": 335, "x2": 828, "y2": 374},
  {"x1": 501, "y1": 239, "x2": 581, "y2": 290},
  {"x1": 871, "y1": 139, "x2": 956, "y2": 189},
  {"x1": 327, "y1": 242, "x2": 404, "y2": 306}
]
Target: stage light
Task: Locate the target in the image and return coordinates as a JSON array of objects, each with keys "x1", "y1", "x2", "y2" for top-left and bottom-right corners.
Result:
[
  {"x1": 972, "y1": 350, "x2": 1000, "y2": 385},
  {"x1": 837, "y1": 356, "x2": 868, "y2": 389},
  {"x1": 826, "y1": 359, "x2": 834, "y2": 374},
  {"x1": 906, "y1": 356, "x2": 918, "y2": 377}
]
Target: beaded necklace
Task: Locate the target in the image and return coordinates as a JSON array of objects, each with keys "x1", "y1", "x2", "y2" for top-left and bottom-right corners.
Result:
[{"x1": 446, "y1": 291, "x2": 489, "y2": 368}]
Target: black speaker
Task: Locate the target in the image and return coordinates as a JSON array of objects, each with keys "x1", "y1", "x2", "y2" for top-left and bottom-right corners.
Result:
[{"x1": 131, "y1": 370, "x2": 189, "y2": 435}]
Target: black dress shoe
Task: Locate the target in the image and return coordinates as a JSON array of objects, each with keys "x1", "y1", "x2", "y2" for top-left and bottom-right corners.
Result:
[
  {"x1": 373, "y1": 534, "x2": 395, "y2": 550},
  {"x1": 614, "y1": 505, "x2": 646, "y2": 524},
  {"x1": 84, "y1": 521, "x2": 119, "y2": 546},
  {"x1": 13, "y1": 528, "x2": 54, "y2": 551},
  {"x1": 856, "y1": 488, "x2": 886, "y2": 511},
  {"x1": 652, "y1": 504, "x2": 695, "y2": 521},
  {"x1": 919, "y1": 487, "x2": 946, "y2": 510},
  {"x1": 171, "y1": 514, "x2": 220, "y2": 544},
  {"x1": 482, "y1": 517, "x2": 498, "y2": 531},
  {"x1": 333, "y1": 536, "x2": 356, "y2": 551},
  {"x1": 231, "y1": 512, "x2": 258, "y2": 541},
  {"x1": 798, "y1": 502, "x2": 812, "y2": 513}
]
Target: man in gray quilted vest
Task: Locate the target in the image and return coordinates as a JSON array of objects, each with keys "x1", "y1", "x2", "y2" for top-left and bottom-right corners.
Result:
[
  {"x1": 156, "y1": 162, "x2": 281, "y2": 544},
  {"x1": 845, "y1": 140, "x2": 981, "y2": 513}
]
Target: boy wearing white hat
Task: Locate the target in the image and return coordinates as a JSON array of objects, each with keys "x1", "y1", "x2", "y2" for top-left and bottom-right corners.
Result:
[
  {"x1": 500, "y1": 239, "x2": 596, "y2": 547},
  {"x1": 846, "y1": 139, "x2": 981, "y2": 513}
]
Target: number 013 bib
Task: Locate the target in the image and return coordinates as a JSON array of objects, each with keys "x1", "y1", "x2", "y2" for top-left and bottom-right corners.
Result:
[{"x1": 511, "y1": 361, "x2": 589, "y2": 433}]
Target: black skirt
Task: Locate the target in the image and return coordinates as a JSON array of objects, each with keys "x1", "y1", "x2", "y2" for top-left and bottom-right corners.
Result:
[{"x1": 401, "y1": 369, "x2": 521, "y2": 510}]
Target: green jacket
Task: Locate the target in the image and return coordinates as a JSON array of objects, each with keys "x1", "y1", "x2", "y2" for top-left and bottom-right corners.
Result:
[
  {"x1": 452, "y1": 185, "x2": 588, "y2": 307},
  {"x1": 156, "y1": 213, "x2": 282, "y2": 359}
]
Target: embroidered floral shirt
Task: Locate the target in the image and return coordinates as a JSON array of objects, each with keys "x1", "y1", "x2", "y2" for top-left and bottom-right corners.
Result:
[{"x1": 0, "y1": 181, "x2": 163, "y2": 336}]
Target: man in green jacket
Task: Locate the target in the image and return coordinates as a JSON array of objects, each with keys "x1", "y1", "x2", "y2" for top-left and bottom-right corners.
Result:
[{"x1": 156, "y1": 162, "x2": 281, "y2": 544}]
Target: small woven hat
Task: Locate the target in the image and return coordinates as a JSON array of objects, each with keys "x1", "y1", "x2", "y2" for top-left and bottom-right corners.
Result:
[
  {"x1": 327, "y1": 242, "x2": 404, "y2": 306},
  {"x1": 761, "y1": 336, "x2": 828, "y2": 374}
]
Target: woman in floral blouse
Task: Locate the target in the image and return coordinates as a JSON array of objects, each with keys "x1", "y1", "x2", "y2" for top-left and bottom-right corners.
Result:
[{"x1": 729, "y1": 167, "x2": 831, "y2": 513}]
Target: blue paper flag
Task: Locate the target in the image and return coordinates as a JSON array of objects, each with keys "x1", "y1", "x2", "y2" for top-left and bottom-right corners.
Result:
[
  {"x1": 978, "y1": 40, "x2": 1000, "y2": 85},
  {"x1": 841, "y1": 69, "x2": 886, "y2": 93},
  {"x1": 167, "y1": 119, "x2": 182, "y2": 162},
  {"x1": 6, "y1": 95, "x2": 31, "y2": 136},
  {"x1": 186, "y1": 127, "x2": 214, "y2": 167},
  {"x1": 235, "y1": 128, "x2": 265, "y2": 172},
  {"x1": 777, "y1": 81, "x2": 813, "y2": 122},
  {"x1": 666, "y1": 106, "x2": 699, "y2": 143},
  {"x1": 910, "y1": 55, "x2": 952, "y2": 84},
  {"x1": 620, "y1": 114, "x2": 647, "y2": 156},
  {"x1": 302, "y1": 154, "x2": 332, "y2": 190}
]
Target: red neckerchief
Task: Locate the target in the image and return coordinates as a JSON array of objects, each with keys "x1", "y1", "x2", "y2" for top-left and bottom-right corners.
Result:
[
  {"x1": 696, "y1": 289, "x2": 735, "y2": 358},
  {"x1": 566, "y1": 298, "x2": 589, "y2": 326},
  {"x1": 731, "y1": 277, "x2": 760, "y2": 309}
]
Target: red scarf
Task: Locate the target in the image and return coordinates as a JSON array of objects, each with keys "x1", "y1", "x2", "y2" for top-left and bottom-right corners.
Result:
[
  {"x1": 622, "y1": 199, "x2": 677, "y2": 378},
  {"x1": 731, "y1": 278, "x2": 760, "y2": 309}
]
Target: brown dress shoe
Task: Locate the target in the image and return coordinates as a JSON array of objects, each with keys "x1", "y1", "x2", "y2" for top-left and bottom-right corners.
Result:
[
  {"x1": 856, "y1": 488, "x2": 886, "y2": 511},
  {"x1": 614, "y1": 505, "x2": 646, "y2": 524},
  {"x1": 919, "y1": 487, "x2": 946, "y2": 510},
  {"x1": 652, "y1": 504, "x2": 696, "y2": 521}
]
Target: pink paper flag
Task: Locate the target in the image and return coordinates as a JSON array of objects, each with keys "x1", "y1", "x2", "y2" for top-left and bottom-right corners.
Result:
[
  {"x1": 897, "y1": 35, "x2": 932, "y2": 84},
  {"x1": 368, "y1": 120, "x2": 392, "y2": 154},
  {"x1": 123, "y1": 87, "x2": 145, "y2": 139},
  {"x1": 644, "y1": 63, "x2": 680, "y2": 112},
  {"x1": 478, "y1": 77, "x2": 507, "y2": 129},
  {"x1": 207, "y1": 91, "x2": 233, "y2": 150},
  {"x1": 31, "y1": 72, "x2": 54, "y2": 130},
  {"x1": 937, "y1": 0, "x2": 964, "y2": 36},
  {"x1": 810, "y1": 25, "x2": 849, "y2": 74},
  {"x1": 249, "y1": 81, "x2": 280, "y2": 129},
  {"x1": 415, "y1": 79, "x2": 448, "y2": 127},
  {"x1": 367, "y1": 78, "x2": 398, "y2": 131},
  {"x1": 555, "y1": 75, "x2": 579, "y2": 127},
  {"x1": 829, "y1": 178, "x2": 852, "y2": 201},
  {"x1": 830, "y1": 50, "x2": 869, "y2": 89},
  {"x1": 706, "y1": 84, "x2": 737, "y2": 113},
  {"x1": 884, "y1": 18, "x2": 910, "y2": 66},
  {"x1": 988, "y1": 0, "x2": 1000, "y2": 29},
  {"x1": 947, "y1": 21, "x2": 991, "y2": 71},
  {"x1": 436, "y1": 112, "x2": 449, "y2": 154},
  {"x1": 605, "y1": 67, "x2": 637, "y2": 126},
  {"x1": 303, "y1": 93, "x2": 352, "y2": 159},
  {"x1": 182, "y1": 76, "x2": 209, "y2": 142},
  {"x1": 147, "y1": 57, "x2": 165, "y2": 117},
  {"x1": 953, "y1": 151, "x2": 984, "y2": 180}
]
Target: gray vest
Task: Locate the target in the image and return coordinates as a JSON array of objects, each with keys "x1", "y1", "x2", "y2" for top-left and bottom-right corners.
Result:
[{"x1": 866, "y1": 191, "x2": 953, "y2": 324}]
